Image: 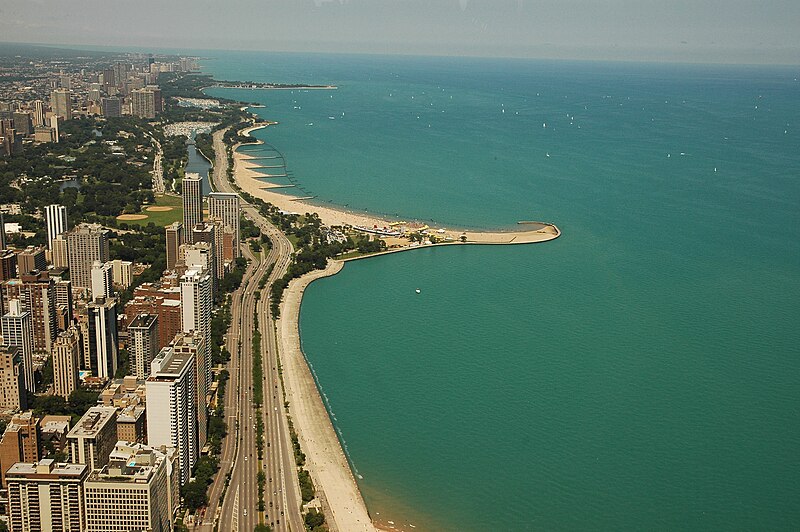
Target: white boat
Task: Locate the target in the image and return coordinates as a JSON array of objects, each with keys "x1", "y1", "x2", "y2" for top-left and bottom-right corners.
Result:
[{"x1": 415, "y1": 289, "x2": 421, "y2": 294}]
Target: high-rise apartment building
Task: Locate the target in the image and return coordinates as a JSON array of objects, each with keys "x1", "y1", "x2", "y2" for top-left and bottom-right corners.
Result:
[
  {"x1": 171, "y1": 331, "x2": 207, "y2": 449},
  {"x1": 66, "y1": 406, "x2": 118, "y2": 472},
  {"x1": 51, "y1": 234, "x2": 69, "y2": 269},
  {"x1": 12, "y1": 112, "x2": 32, "y2": 136},
  {"x1": 208, "y1": 192, "x2": 241, "y2": 258},
  {"x1": 110, "y1": 259, "x2": 133, "y2": 289},
  {"x1": 100, "y1": 97, "x2": 121, "y2": 118},
  {"x1": 52, "y1": 326, "x2": 81, "y2": 399},
  {"x1": 129, "y1": 313, "x2": 159, "y2": 380},
  {"x1": 90, "y1": 260, "x2": 112, "y2": 299},
  {"x1": 1, "y1": 299, "x2": 35, "y2": 392},
  {"x1": 32, "y1": 100, "x2": 44, "y2": 127},
  {"x1": 193, "y1": 220, "x2": 224, "y2": 285},
  {"x1": 1, "y1": 271, "x2": 57, "y2": 352},
  {"x1": 165, "y1": 222, "x2": 183, "y2": 271},
  {"x1": 6, "y1": 459, "x2": 88, "y2": 532},
  {"x1": 0, "y1": 345, "x2": 25, "y2": 411},
  {"x1": 0, "y1": 412, "x2": 40, "y2": 488},
  {"x1": 182, "y1": 174, "x2": 203, "y2": 243},
  {"x1": 66, "y1": 223, "x2": 109, "y2": 290},
  {"x1": 17, "y1": 246, "x2": 46, "y2": 275},
  {"x1": 83, "y1": 442, "x2": 177, "y2": 532},
  {"x1": 85, "y1": 297, "x2": 118, "y2": 380},
  {"x1": 52, "y1": 277, "x2": 73, "y2": 330},
  {"x1": 180, "y1": 267, "x2": 212, "y2": 393},
  {"x1": 130, "y1": 86, "x2": 161, "y2": 119},
  {"x1": 0, "y1": 249, "x2": 17, "y2": 281},
  {"x1": 50, "y1": 88, "x2": 72, "y2": 120},
  {"x1": 179, "y1": 242, "x2": 215, "y2": 297},
  {"x1": 45, "y1": 204, "x2": 68, "y2": 250},
  {"x1": 43, "y1": 205, "x2": 67, "y2": 245},
  {"x1": 146, "y1": 347, "x2": 197, "y2": 484}
]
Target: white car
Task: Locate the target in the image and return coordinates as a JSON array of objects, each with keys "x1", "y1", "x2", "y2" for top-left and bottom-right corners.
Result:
[{"x1": 243, "y1": 509, "x2": 247, "y2": 517}]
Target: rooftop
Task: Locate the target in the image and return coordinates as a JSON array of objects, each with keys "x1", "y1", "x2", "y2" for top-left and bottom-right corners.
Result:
[
  {"x1": 66, "y1": 406, "x2": 117, "y2": 439},
  {"x1": 129, "y1": 313, "x2": 158, "y2": 329},
  {"x1": 6, "y1": 459, "x2": 87, "y2": 479},
  {"x1": 149, "y1": 347, "x2": 193, "y2": 379}
]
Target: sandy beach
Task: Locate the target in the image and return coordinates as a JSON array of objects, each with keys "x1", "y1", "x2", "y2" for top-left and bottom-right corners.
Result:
[
  {"x1": 278, "y1": 260, "x2": 377, "y2": 532},
  {"x1": 233, "y1": 129, "x2": 560, "y2": 246}
]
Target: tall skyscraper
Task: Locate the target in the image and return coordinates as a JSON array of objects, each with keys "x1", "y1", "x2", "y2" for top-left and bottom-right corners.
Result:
[
  {"x1": 172, "y1": 331, "x2": 207, "y2": 448},
  {"x1": 129, "y1": 313, "x2": 159, "y2": 380},
  {"x1": 12, "y1": 112, "x2": 32, "y2": 136},
  {"x1": 180, "y1": 267, "x2": 212, "y2": 393},
  {"x1": 50, "y1": 88, "x2": 72, "y2": 120},
  {"x1": 6, "y1": 459, "x2": 88, "y2": 532},
  {"x1": 208, "y1": 192, "x2": 241, "y2": 259},
  {"x1": 52, "y1": 276, "x2": 73, "y2": 329},
  {"x1": 0, "y1": 211, "x2": 6, "y2": 251},
  {"x1": 45, "y1": 204, "x2": 68, "y2": 250},
  {"x1": 52, "y1": 326, "x2": 81, "y2": 399},
  {"x1": 165, "y1": 222, "x2": 183, "y2": 271},
  {"x1": 32, "y1": 100, "x2": 44, "y2": 127},
  {"x1": 1, "y1": 299, "x2": 34, "y2": 392},
  {"x1": 1, "y1": 271, "x2": 57, "y2": 352},
  {"x1": 181, "y1": 239, "x2": 216, "y2": 298},
  {"x1": 51, "y1": 234, "x2": 69, "y2": 269},
  {"x1": 17, "y1": 246, "x2": 46, "y2": 275},
  {"x1": 146, "y1": 347, "x2": 197, "y2": 484},
  {"x1": 182, "y1": 174, "x2": 203, "y2": 244},
  {"x1": 130, "y1": 87, "x2": 160, "y2": 119},
  {"x1": 66, "y1": 406, "x2": 118, "y2": 472},
  {"x1": 0, "y1": 345, "x2": 25, "y2": 411},
  {"x1": 86, "y1": 297, "x2": 118, "y2": 380},
  {"x1": 90, "y1": 261, "x2": 112, "y2": 299},
  {"x1": 110, "y1": 259, "x2": 133, "y2": 289},
  {"x1": 0, "y1": 249, "x2": 17, "y2": 281},
  {"x1": 194, "y1": 220, "x2": 224, "y2": 285},
  {"x1": 83, "y1": 442, "x2": 177, "y2": 532},
  {"x1": 0, "y1": 412, "x2": 40, "y2": 490},
  {"x1": 66, "y1": 223, "x2": 110, "y2": 290},
  {"x1": 100, "y1": 96, "x2": 121, "y2": 118}
]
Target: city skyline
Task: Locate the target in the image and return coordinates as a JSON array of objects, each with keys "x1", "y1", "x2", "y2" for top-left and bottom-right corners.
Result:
[{"x1": 0, "y1": 0, "x2": 798, "y2": 64}]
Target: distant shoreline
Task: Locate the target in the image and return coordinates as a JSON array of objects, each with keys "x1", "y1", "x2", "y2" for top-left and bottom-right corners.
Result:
[{"x1": 209, "y1": 82, "x2": 337, "y2": 90}]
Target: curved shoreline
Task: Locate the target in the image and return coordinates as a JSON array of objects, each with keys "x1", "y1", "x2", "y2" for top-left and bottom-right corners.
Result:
[
  {"x1": 235, "y1": 119, "x2": 560, "y2": 531},
  {"x1": 233, "y1": 124, "x2": 561, "y2": 246},
  {"x1": 278, "y1": 260, "x2": 378, "y2": 532}
]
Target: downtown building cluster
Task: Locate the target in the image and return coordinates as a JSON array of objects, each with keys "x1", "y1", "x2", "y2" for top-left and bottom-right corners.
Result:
[
  {"x1": 0, "y1": 177, "x2": 241, "y2": 530},
  {"x1": 0, "y1": 55, "x2": 199, "y2": 156}
]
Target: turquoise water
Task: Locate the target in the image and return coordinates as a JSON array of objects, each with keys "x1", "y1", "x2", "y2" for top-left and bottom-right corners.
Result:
[
  {"x1": 185, "y1": 135, "x2": 212, "y2": 195},
  {"x1": 206, "y1": 53, "x2": 800, "y2": 530}
]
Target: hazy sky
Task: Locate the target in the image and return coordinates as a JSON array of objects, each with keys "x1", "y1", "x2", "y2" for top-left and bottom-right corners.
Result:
[{"x1": 1, "y1": 0, "x2": 798, "y2": 63}]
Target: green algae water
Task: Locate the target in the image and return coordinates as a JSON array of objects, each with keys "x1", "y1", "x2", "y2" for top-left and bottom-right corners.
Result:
[{"x1": 206, "y1": 53, "x2": 800, "y2": 530}]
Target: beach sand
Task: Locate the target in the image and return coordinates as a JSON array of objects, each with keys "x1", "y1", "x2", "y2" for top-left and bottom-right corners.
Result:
[
  {"x1": 234, "y1": 141, "x2": 560, "y2": 245},
  {"x1": 279, "y1": 260, "x2": 377, "y2": 532}
]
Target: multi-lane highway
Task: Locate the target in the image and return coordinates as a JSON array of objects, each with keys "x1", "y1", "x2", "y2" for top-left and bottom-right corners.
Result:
[{"x1": 200, "y1": 128, "x2": 303, "y2": 531}]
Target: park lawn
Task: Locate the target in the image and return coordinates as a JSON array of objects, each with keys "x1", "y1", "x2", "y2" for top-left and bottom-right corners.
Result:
[{"x1": 125, "y1": 194, "x2": 184, "y2": 227}]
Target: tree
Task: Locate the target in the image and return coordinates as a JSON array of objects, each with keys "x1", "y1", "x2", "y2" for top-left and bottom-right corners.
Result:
[
  {"x1": 305, "y1": 509, "x2": 325, "y2": 528},
  {"x1": 68, "y1": 388, "x2": 101, "y2": 416},
  {"x1": 181, "y1": 480, "x2": 207, "y2": 511}
]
